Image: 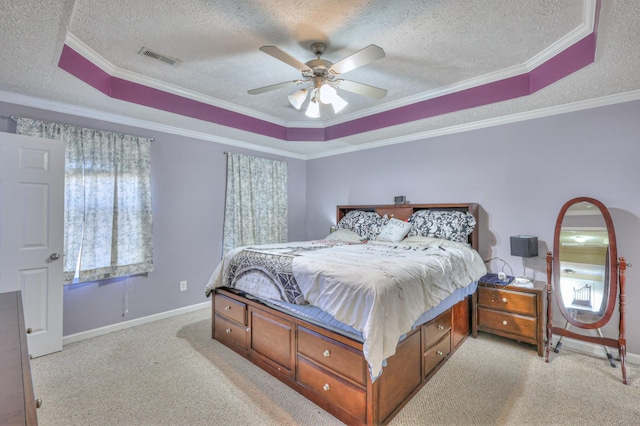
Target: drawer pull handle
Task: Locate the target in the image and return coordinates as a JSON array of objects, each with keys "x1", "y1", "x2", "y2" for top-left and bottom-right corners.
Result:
[
  {"x1": 224, "y1": 306, "x2": 231, "y2": 310},
  {"x1": 437, "y1": 350, "x2": 443, "y2": 357},
  {"x1": 437, "y1": 325, "x2": 444, "y2": 331},
  {"x1": 502, "y1": 320, "x2": 508, "y2": 326},
  {"x1": 502, "y1": 298, "x2": 508, "y2": 303},
  {"x1": 323, "y1": 383, "x2": 331, "y2": 391},
  {"x1": 35, "y1": 398, "x2": 42, "y2": 409},
  {"x1": 225, "y1": 328, "x2": 232, "y2": 333},
  {"x1": 323, "y1": 350, "x2": 331, "y2": 357}
]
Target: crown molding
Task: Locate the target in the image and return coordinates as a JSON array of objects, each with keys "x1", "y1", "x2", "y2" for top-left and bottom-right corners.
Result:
[
  {"x1": 62, "y1": 0, "x2": 597, "y2": 132},
  {"x1": 318, "y1": 0, "x2": 598, "y2": 127},
  {"x1": 3, "y1": 89, "x2": 637, "y2": 161},
  {"x1": 2, "y1": 89, "x2": 637, "y2": 161},
  {"x1": 306, "y1": 89, "x2": 640, "y2": 159},
  {"x1": 63, "y1": 32, "x2": 294, "y2": 128},
  {"x1": 0, "y1": 90, "x2": 307, "y2": 160},
  {"x1": 525, "y1": 0, "x2": 596, "y2": 71}
]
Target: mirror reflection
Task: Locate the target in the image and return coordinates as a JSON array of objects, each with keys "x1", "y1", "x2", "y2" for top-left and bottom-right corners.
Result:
[
  {"x1": 547, "y1": 196, "x2": 627, "y2": 384},
  {"x1": 557, "y1": 201, "x2": 610, "y2": 324}
]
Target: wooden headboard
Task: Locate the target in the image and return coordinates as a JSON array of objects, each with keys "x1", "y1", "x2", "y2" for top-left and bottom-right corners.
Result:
[{"x1": 337, "y1": 203, "x2": 479, "y2": 250}]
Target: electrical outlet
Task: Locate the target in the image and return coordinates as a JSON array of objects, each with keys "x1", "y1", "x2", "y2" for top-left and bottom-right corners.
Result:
[{"x1": 180, "y1": 280, "x2": 187, "y2": 292}]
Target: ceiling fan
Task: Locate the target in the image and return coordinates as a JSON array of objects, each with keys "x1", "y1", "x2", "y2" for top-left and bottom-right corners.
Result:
[{"x1": 247, "y1": 42, "x2": 387, "y2": 117}]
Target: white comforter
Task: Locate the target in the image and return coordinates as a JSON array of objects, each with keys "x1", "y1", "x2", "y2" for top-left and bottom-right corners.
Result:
[{"x1": 206, "y1": 237, "x2": 486, "y2": 379}]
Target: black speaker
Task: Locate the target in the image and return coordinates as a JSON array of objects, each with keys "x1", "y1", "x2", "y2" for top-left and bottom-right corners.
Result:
[{"x1": 510, "y1": 235, "x2": 538, "y2": 258}]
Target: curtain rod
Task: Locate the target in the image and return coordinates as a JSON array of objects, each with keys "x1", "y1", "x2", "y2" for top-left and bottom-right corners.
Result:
[
  {"x1": 9, "y1": 115, "x2": 155, "y2": 141},
  {"x1": 223, "y1": 151, "x2": 287, "y2": 163}
]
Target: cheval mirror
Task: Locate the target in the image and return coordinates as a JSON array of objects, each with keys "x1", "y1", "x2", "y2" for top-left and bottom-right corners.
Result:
[{"x1": 545, "y1": 197, "x2": 629, "y2": 384}]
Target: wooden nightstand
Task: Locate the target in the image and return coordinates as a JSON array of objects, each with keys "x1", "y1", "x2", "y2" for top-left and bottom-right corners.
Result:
[{"x1": 472, "y1": 280, "x2": 544, "y2": 356}]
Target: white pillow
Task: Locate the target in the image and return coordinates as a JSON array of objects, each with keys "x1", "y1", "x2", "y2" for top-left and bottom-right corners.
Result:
[
  {"x1": 403, "y1": 235, "x2": 471, "y2": 248},
  {"x1": 323, "y1": 229, "x2": 366, "y2": 243},
  {"x1": 402, "y1": 235, "x2": 440, "y2": 244},
  {"x1": 375, "y1": 218, "x2": 412, "y2": 242}
]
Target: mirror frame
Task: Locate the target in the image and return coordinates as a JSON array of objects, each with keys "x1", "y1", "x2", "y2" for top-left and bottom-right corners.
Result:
[
  {"x1": 552, "y1": 197, "x2": 618, "y2": 329},
  {"x1": 546, "y1": 196, "x2": 628, "y2": 384}
]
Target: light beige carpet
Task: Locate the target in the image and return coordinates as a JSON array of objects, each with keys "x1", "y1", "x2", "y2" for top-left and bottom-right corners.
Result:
[{"x1": 31, "y1": 308, "x2": 640, "y2": 425}]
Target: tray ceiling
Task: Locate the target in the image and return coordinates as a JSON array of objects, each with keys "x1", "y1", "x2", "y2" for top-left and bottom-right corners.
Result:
[{"x1": 1, "y1": 0, "x2": 639, "y2": 158}]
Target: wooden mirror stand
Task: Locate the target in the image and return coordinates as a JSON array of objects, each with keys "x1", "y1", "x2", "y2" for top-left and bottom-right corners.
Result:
[{"x1": 545, "y1": 197, "x2": 629, "y2": 384}]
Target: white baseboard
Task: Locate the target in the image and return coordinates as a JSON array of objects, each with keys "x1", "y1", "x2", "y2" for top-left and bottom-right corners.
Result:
[
  {"x1": 63, "y1": 301, "x2": 210, "y2": 345},
  {"x1": 550, "y1": 336, "x2": 640, "y2": 366},
  {"x1": 62, "y1": 302, "x2": 640, "y2": 367}
]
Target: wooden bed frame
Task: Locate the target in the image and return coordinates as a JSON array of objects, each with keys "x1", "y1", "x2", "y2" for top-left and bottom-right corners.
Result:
[{"x1": 212, "y1": 203, "x2": 480, "y2": 425}]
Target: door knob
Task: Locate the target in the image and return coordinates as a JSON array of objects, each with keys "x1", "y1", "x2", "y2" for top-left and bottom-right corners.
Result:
[{"x1": 49, "y1": 253, "x2": 60, "y2": 260}]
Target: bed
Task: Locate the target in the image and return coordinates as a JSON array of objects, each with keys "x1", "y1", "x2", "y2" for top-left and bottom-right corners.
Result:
[{"x1": 206, "y1": 203, "x2": 486, "y2": 425}]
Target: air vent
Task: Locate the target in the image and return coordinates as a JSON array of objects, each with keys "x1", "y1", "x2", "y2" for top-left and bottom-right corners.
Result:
[{"x1": 138, "y1": 47, "x2": 182, "y2": 66}]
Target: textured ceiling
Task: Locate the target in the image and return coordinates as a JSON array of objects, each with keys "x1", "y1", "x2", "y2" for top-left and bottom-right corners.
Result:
[{"x1": 1, "y1": 0, "x2": 639, "y2": 158}]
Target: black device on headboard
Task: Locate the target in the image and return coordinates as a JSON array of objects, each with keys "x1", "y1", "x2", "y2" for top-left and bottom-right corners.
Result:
[{"x1": 394, "y1": 195, "x2": 406, "y2": 205}]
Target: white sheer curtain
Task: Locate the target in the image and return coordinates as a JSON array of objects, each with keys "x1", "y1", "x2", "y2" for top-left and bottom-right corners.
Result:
[
  {"x1": 223, "y1": 152, "x2": 287, "y2": 254},
  {"x1": 15, "y1": 117, "x2": 153, "y2": 284}
]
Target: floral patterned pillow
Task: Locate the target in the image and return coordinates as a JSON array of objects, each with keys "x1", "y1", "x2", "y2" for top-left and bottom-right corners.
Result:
[
  {"x1": 337, "y1": 210, "x2": 389, "y2": 240},
  {"x1": 408, "y1": 210, "x2": 476, "y2": 243},
  {"x1": 407, "y1": 210, "x2": 431, "y2": 237}
]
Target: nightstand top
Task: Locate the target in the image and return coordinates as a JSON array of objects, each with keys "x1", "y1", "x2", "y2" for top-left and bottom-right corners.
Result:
[{"x1": 478, "y1": 279, "x2": 545, "y2": 294}]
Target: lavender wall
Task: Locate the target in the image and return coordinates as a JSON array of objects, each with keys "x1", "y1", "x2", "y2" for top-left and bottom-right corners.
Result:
[
  {"x1": 0, "y1": 101, "x2": 307, "y2": 335},
  {"x1": 2, "y1": 98, "x2": 638, "y2": 356},
  {"x1": 306, "y1": 100, "x2": 640, "y2": 355}
]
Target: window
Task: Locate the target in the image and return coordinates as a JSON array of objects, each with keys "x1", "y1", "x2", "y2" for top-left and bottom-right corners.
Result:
[
  {"x1": 222, "y1": 152, "x2": 287, "y2": 253},
  {"x1": 15, "y1": 117, "x2": 153, "y2": 284}
]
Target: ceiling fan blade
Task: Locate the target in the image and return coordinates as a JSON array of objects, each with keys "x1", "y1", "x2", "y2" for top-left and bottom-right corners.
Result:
[
  {"x1": 330, "y1": 44, "x2": 385, "y2": 75},
  {"x1": 247, "y1": 80, "x2": 307, "y2": 95},
  {"x1": 336, "y1": 79, "x2": 387, "y2": 99},
  {"x1": 259, "y1": 46, "x2": 312, "y2": 73}
]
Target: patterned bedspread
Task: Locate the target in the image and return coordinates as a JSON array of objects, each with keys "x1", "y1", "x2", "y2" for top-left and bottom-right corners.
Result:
[
  {"x1": 221, "y1": 244, "x2": 331, "y2": 304},
  {"x1": 206, "y1": 237, "x2": 486, "y2": 379}
]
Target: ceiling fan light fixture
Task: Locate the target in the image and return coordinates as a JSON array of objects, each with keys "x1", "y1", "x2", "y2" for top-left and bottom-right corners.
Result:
[
  {"x1": 319, "y1": 83, "x2": 337, "y2": 104},
  {"x1": 330, "y1": 93, "x2": 348, "y2": 113},
  {"x1": 288, "y1": 89, "x2": 308, "y2": 110},
  {"x1": 305, "y1": 90, "x2": 320, "y2": 118},
  {"x1": 250, "y1": 42, "x2": 386, "y2": 118}
]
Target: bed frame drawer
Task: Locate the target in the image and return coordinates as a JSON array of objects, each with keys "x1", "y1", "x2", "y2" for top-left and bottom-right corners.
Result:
[
  {"x1": 250, "y1": 308, "x2": 294, "y2": 377},
  {"x1": 214, "y1": 313, "x2": 248, "y2": 350},
  {"x1": 212, "y1": 288, "x2": 474, "y2": 426},
  {"x1": 477, "y1": 307, "x2": 537, "y2": 341},
  {"x1": 423, "y1": 333, "x2": 451, "y2": 376},
  {"x1": 214, "y1": 293, "x2": 246, "y2": 325},
  {"x1": 297, "y1": 356, "x2": 367, "y2": 422},
  {"x1": 423, "y1": 309, "x2": 452, "y2": 349},
  {"x1": 298, "y1": 327, "x2": 366, "y2": 386}
]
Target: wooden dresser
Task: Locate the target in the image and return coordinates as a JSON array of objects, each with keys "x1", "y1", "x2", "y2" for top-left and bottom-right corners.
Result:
[
  {"x1": 0, "y1": 291, "x2": 39, "y2": 425},
  {"x1": 473, "y1": 280, "x2": 544, "y2": 356}
]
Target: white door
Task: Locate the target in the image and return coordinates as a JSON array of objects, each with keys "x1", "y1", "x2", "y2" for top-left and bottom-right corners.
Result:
[{"x1": 0, "y1": 132, "x2": 65, "y2": 357}]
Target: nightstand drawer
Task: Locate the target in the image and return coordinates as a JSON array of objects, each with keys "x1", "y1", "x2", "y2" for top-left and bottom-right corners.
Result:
[
  {"x1": 478, "y1": 287, "x2": 537, "y2": 316},
  {"x1": 477, "y1": 307, "x2": 537, "y2": 341}
]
